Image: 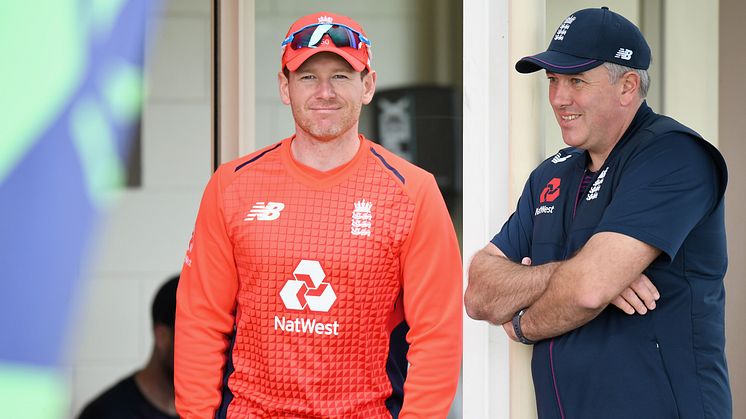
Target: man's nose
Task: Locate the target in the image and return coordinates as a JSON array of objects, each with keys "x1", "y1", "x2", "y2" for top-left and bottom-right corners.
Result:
[
  {"x1": 549, "y1": 82, "x2": 572, "y2": 108},
  {"x1": 316, "y1": 78, "x2": 336, "y2": 99}
]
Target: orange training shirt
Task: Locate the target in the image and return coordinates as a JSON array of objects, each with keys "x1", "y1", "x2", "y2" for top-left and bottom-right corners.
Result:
[{"x1": 175, "y1": 135, "x2": 462, "y2": 418}]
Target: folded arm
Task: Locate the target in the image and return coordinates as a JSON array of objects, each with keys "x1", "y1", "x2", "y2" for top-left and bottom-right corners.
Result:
[
  {"x1": 464, "y1": 243, "x2": 558, "y2": 325},
  {"x1": 514, "y1": 231, "x2": 661, "y2": 342}
]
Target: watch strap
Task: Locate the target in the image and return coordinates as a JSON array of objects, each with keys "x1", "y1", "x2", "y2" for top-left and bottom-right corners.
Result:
[{"x1": 512, "y1": 308, "x2": 536, "y2": 345}]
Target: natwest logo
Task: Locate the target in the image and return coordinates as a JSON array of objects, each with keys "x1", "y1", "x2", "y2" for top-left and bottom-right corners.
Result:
[
  {"x1": 540, "y1": 178, "x2": 561, "y2": 203},
  {"x1": 279, "y1": 260, "x2": 336, "y2": 312}
]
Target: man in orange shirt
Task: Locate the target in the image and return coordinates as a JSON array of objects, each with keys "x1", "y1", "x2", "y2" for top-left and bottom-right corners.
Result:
[{"x1": 175, "y1": 12, "x2": 462, "y2": 418}]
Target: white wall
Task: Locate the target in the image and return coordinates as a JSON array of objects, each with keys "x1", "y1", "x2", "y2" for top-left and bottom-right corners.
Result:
[{"x1": 65, "y1": 0, "x2": 212, "y2": 416}]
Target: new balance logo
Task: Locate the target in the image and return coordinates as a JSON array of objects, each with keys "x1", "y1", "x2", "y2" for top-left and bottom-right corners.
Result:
[
  {"x1": 614, "y1": 48, "x2": 633, "y2": 60},
  {"x1": 244, "y1": 202, "x2": 284, "y2": 221},
  {"x1": 551, "y1": 153, "x2": 573, "y2": 164}
]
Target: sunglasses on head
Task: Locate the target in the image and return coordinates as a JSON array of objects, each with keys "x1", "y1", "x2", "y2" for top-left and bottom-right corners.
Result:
[{"x1": 282, "y1": 23, "x2": 371, "y2": 51}]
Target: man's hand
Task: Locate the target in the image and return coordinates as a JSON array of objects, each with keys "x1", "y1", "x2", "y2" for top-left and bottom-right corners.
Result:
[
  {"x1": 610, "y1": 273, "x2": 660, "y2": 315},
  {"x1": 503, "y1": 321, "x2": 517, "y2": 341}
]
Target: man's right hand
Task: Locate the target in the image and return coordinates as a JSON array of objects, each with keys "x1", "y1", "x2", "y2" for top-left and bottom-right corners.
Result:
[{"x1": 610, "y1": 273, "x2": 660, "y2": 315}]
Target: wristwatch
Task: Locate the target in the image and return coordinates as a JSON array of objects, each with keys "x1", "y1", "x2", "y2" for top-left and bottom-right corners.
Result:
[{"x1": 512, "y1": 308, "x2": 536, "y2": 345}]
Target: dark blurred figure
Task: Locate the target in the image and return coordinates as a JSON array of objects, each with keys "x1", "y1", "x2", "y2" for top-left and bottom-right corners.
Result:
[{"x1": 78, "y1": 275, "x2": 179, "y2": 419}]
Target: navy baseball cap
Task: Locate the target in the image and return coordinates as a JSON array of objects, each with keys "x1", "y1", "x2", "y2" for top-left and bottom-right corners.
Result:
[{"x1": 516, "y1": 7, "x2": 651, "y2": 74}]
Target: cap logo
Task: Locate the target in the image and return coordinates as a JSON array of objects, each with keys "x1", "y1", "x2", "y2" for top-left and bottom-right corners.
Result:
[
  {"x1": 317, "y1": 15, "x2": 333, "y2": 24},
  {"x1": 614, "y1": 48, "x2": 633, "y2": 60},
  {"x1": 554, "y1": 15, "x2": 576, "y2": 41}
]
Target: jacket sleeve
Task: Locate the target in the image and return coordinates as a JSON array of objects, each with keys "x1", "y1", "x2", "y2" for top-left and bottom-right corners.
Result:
[
  {"x1": 175, "y1": 167, "x2": 239, "y2": 418},
  {"x1": 490, "y1": 173, "x2": 535, "y2": 262},
  {"x1": 398, "y1": 175, "x2": 463, "y2": 418}
]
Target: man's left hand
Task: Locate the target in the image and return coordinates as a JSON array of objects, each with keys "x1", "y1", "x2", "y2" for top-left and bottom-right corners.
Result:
[{"x1": 503, "y1": 321, "x2": 518, "y2": 342}]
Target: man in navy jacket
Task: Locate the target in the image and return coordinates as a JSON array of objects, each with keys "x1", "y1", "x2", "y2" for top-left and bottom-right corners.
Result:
[{"x1": 465, "y1": 7, "x2": 731, "y2": 419}]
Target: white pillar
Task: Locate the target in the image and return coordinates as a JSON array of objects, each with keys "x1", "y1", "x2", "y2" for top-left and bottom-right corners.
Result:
[
  {"x1": 218, "y1": 0, "x2": 256, "y2": 163},
  {"x1": 462, "y1": 1, "x2": 511, "y2": 418},
  {"x1": 508, "y1": 1, "x2": 546, "y2": 417}
]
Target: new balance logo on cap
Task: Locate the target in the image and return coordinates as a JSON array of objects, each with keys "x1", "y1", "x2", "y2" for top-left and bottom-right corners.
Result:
[
  {"x1": 244, "y1": 202, "x2": 285, "y2": 221},
  {"x1": 615, "y1": 48, "x2": 633, "y2": 60}
]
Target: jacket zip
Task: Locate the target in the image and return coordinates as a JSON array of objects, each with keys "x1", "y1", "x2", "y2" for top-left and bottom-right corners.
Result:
[{"x1": 549, "y1": 171, "x2": 587, "y2": 419}]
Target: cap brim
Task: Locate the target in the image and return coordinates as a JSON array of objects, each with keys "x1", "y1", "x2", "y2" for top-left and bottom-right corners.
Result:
[
  {"x1": 515, "y1": 50, "x2": 602, "y2": 74},
  {"x1": 285, "y1": 47, "x2": 367, "y2": 72}
]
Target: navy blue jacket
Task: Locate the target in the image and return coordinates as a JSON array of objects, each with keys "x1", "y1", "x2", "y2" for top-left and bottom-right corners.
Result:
[{"x1": 492, "y1": 103, "x2": 731, "y2": 418}]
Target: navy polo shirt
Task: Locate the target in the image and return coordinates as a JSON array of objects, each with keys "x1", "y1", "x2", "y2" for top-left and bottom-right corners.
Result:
[{"x1": 491, "y1": 103, "x2": 731, "y2": 419}]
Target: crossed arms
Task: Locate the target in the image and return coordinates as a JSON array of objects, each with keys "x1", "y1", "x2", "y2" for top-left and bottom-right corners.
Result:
[{"x1": 464, "y1": 231, "x2": 661, "y2": 342}]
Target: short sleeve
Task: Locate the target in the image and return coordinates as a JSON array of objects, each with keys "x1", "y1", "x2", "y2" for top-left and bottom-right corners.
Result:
[
  {"x1": 490, "y1": 176, "x2": 535, "y2": 262},
  {"x1": 596, "y1": 134, "x2": 722, "y2": 261}
]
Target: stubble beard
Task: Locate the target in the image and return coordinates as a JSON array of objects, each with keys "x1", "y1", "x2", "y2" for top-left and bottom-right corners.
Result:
[{"x1": 293, "y1": 101, "x2": 361, "y2": 142}]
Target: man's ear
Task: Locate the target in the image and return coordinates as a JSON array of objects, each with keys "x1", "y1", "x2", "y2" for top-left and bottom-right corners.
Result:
[
  {"x1": 278, "y1": 70, "x2": 291, "y2": 105},
  {"x1": 153, "y1": 324, "x2": 173, "y2": 351},
  {"x1": 361, "y1": 70, "x2": 377, "y2": 105},
  {"x1": 619, "y1": 71, "x2": 641, "y2": 106}
]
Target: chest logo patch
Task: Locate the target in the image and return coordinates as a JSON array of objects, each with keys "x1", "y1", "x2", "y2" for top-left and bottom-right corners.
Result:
[
  {"x1": 536, "y1": 178, "x2": 561, "y2": 216},
  {"x1": 279, "y1": 260, "x2": 336, "y2": 312},
  {"x1": 540, "y1": 178, "x2": 561, "y2": 203},
  {"x1": 586, "y1": 167, "x2": 609, "y2": 201},
  {"x1": 351, "y1": 199, "x2": 372, "y2": 236},
  {"x1": 276, "y1": 260, "x2": 340, "y2": 336},
  {"x1": 244, "y1": 201, "x2": 285, "y2": 221}
]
